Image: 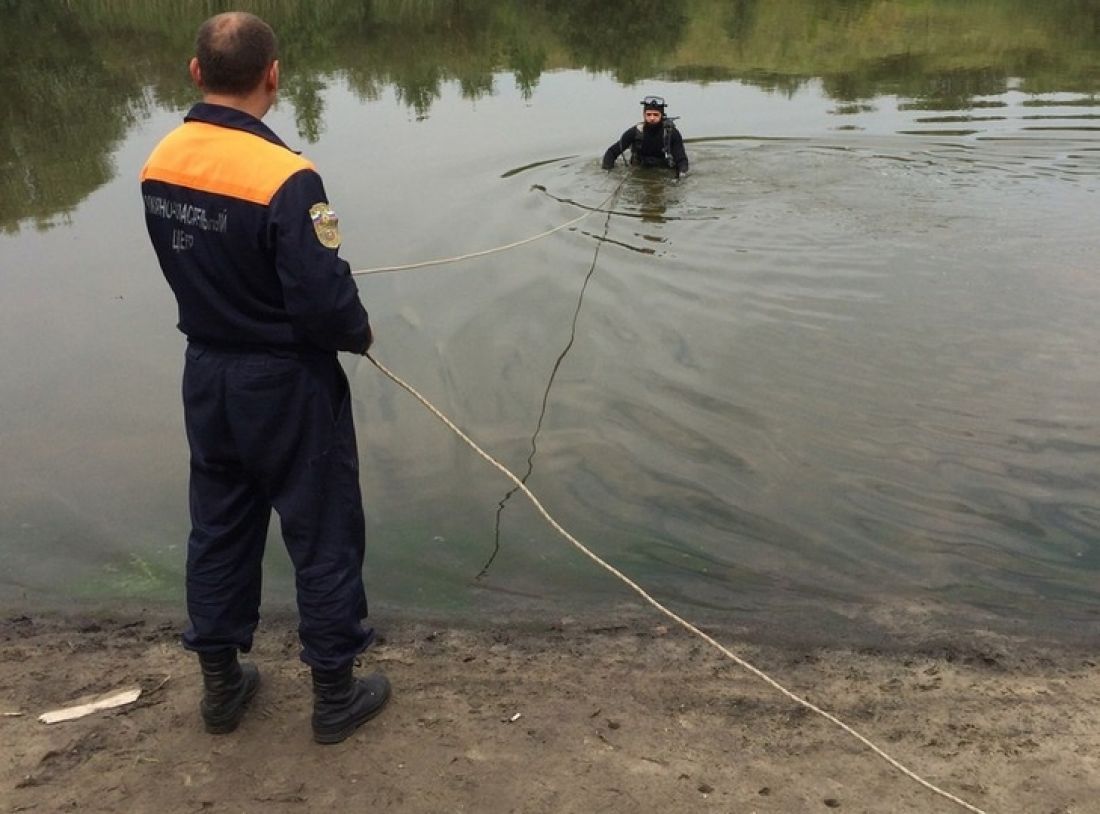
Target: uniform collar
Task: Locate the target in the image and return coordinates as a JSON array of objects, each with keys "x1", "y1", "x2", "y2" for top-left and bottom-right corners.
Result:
[{"x1": 183, "y1": 102, "x2": 297, "y2": 152}]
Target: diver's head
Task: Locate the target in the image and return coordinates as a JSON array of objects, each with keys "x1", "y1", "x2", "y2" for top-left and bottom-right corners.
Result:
[{"x1": 641, "y1": 94, "x2": 666, "y2": 125}]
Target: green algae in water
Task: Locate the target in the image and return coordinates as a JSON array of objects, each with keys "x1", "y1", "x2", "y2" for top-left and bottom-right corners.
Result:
[{"x1": 78, "y1": 553, "x2": 181, "y2": 601}]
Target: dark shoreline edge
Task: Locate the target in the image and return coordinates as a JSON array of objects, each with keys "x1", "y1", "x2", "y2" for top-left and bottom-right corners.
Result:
[{"x1": 3, "y1": 592, "x2": 1097, "y2": 668}]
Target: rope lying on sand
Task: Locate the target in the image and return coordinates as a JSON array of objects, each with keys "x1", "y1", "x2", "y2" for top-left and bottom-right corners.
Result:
[{"x1": 365, "y1": 351, "x2": 990, "y2": 814}]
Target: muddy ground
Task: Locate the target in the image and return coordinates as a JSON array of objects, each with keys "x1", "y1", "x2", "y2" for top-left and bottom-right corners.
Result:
[{"x1": 1, "y1": 609, "x2": 1097, "y2": 813}]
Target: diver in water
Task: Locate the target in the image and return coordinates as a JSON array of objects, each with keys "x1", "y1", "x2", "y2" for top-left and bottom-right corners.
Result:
[{"x1": 602, "y1": 95, "x2": 689, "y2": 177}]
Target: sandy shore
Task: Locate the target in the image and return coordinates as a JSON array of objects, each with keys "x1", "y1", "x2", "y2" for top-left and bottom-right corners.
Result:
[{"x1": 1, "y1": 608, "x2": 1097, "y2": 814}]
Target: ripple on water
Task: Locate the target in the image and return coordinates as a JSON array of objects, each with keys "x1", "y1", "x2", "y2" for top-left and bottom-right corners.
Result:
[{"x1": 481, "y1": 136, "x2": 1100, "y2": 636}]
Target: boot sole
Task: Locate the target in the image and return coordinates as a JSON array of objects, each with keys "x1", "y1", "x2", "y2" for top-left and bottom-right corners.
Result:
[{"x1": 312, "y1": 684, "x2": 391, "y2": 745}]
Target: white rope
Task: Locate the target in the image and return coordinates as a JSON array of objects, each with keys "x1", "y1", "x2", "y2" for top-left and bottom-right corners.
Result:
[
  {"x1": 351, "y1": 178, "x2": 628, "y2": 276},
  {"x1": 364, "y1": 352, "x2": 991, "y2": 814}
]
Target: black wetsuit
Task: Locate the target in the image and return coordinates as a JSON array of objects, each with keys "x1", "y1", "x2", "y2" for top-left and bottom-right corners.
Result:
[{"x1": 602, "y1": 121, "x2": 689, "y2": 175}]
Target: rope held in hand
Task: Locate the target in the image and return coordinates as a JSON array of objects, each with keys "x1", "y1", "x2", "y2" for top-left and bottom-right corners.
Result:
[{"x1": 364, "y1": 352, "x2": 990, "y2": 814}]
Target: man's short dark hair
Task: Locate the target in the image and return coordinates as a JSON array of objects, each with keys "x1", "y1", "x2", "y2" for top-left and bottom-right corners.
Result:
[{"x1": 195, "y1": 12, "x2": 278, "y2": 95}]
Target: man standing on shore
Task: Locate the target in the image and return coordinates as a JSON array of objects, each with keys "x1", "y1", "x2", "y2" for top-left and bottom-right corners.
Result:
[{"x1": 140, "y1": 11, "x2": 390, "y2": 744}]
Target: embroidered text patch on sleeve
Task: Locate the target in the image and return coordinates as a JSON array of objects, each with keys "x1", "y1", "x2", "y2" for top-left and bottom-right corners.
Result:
[{"x1": 309, "y1": 202, "x2": 341, "y2": 249}]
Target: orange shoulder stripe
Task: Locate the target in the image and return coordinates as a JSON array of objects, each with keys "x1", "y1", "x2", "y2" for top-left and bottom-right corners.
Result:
[{"x1": 140, "y1": 121, "x2": 315, "y2": 205}]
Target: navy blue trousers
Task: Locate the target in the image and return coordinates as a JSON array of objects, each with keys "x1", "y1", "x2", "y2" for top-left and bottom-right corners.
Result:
[{"x1": 179, "y1": 343, "x2": 373, "y2": 670}]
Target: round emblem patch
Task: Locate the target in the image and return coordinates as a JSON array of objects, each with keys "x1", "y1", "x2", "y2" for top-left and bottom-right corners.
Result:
[{"x1": 309, "y1": 202, "x2": 341, "y2": 249}]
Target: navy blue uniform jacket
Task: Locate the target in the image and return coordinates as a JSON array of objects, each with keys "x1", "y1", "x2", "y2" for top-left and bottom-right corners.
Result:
[{"x1": 140, "y1": 103, "x2": 371, "y2": 354}]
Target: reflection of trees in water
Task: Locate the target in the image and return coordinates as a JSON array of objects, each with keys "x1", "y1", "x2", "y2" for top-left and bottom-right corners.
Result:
[
  {"x1": 4, "y1": 0, "x2": 1100, "y2": 230},
  {"x1": 726, "y1": 0, "x2": 1100, "y2": 98},
  {"x1": 283, "y1": 73, "x2": 327, "y2": 143},
  {"x1": 0, "y1": 2, "x2": 147, "y2": 233},
  {"x1": 725, "y1": 0, "x2": 757, "y2": 40},
  {"x1": 544, "y1": 0, "x2": 688, "y2": 84}
]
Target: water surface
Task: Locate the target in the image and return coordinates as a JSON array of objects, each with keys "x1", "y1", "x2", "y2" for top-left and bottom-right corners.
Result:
[{"x1": 2, "y1": 0, "x2": 1099, "y2": 645}]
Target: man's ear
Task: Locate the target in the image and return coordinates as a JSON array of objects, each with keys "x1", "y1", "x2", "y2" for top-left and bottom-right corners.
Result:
[
  {"x1": 267, "y1": 60, "x2": 280, "y2": 93},
  {"x1": 189, "y1": 57, "x2": 203, "y2": 88}
]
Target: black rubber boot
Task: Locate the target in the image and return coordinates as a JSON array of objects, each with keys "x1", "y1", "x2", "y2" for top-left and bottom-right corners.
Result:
[
  {"x1": 311, "y1": 664, "x2": 391, "y2": 744},
  {"x1": 198, "y1": 649, "x2": 260, "y2": 734}
]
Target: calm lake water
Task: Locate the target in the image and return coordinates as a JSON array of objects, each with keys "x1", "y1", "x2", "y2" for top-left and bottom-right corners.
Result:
[{"x1": 2, "y1": 1, "x2": 1099, "y2": 645}]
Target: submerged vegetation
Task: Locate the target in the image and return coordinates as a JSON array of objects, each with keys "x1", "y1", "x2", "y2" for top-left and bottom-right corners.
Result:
[{"x1": 2, "y1": 0, "x2": 1098, "y2": 230}]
